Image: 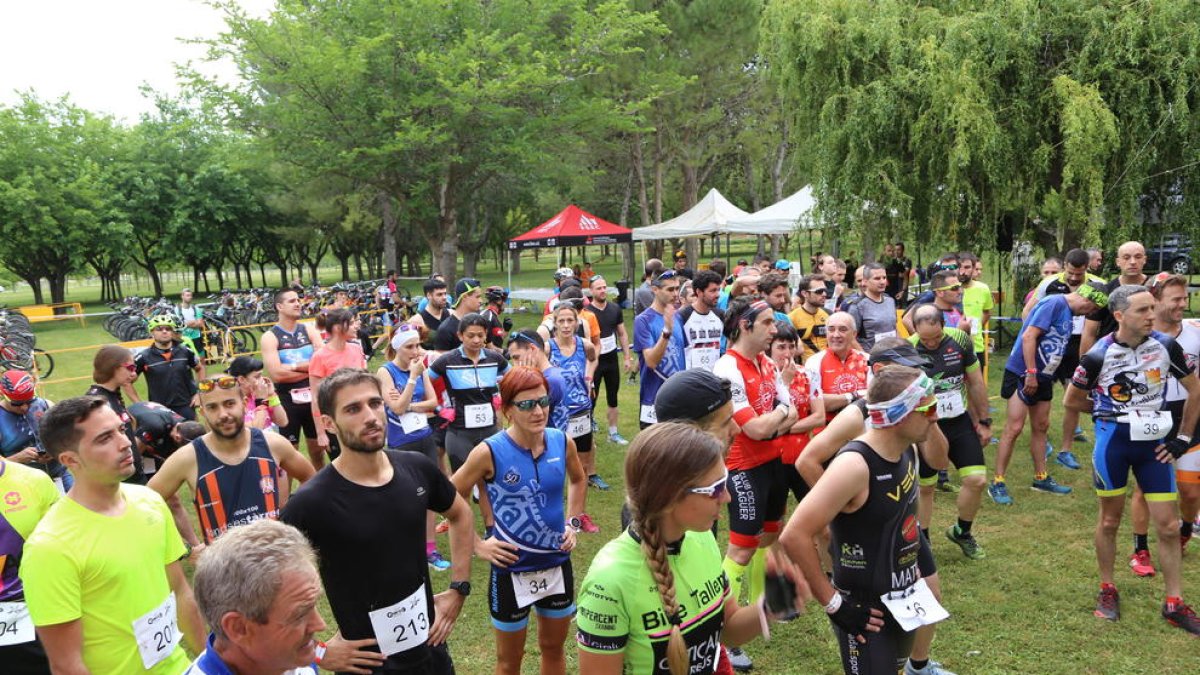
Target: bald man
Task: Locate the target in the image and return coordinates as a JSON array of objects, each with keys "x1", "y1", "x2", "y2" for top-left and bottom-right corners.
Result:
[
  {"x1": 804, "y1": 311, "x2": 870, "y2": 420},
  {"x1": 1081, "y1": 241, "x2": 1148, "y2": 355}
]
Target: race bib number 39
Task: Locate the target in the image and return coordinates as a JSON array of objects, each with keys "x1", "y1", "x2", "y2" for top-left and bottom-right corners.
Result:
[
  {"x1": 513, "y1": 566, "x2": 566, "y2": 609},
  {"x1": 880, "y1": 578, "x2": 949, "y2": 632},
  {"x1": 368, "y1": 584, "x2": 429, "y2": 656},
  {"x1": 0, "y1": 602, "x2": 35, "y2": 646},
  {"x1": 133, "y1": 592, "x2": 181, "y2": 669},
  {"x1": 1130, "y1": 410, "x2": 1171, "y2": 441}
]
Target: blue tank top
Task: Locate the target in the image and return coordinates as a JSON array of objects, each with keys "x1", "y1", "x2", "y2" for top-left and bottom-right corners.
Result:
[
  {"x1": 484, "y1": 428, "x2": 569, "y2": 572},
  {"x1": 271, "y1": 324, "x2": 314, "y2": 393},
  {"x1": 548, "y1": 336, "x2": 591, "y2": 417},
  {"x1": 192, "y1": 428, "x2": 281, "y2": 544},
  {"x1": 383, "y1": 361, "x2": 434, "y2": 447}
]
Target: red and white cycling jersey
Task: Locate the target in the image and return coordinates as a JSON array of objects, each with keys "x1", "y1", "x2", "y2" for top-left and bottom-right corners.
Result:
[
  {"x1": 780, "y1": 369, "x2": 818, "y2": 464},
  {"x1": 713, "y1": 348, "x2": 790, "y2": 471},
  {"x1": 805, "y1": 348, "x2": 869, "y2": 421}
]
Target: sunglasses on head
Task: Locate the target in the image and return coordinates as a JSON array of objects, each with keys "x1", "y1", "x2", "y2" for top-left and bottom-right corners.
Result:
[
  {"x1": 513, "y1": 395, "x2": 551, "y2": 412},
  {"x1": 934, "y1": 283, "x2": 962, "y2": 292},
  {"x1": 198, "y1": 375, "x2": 239, "y2": 393},
  {"x1": 688, "y1": 470, "x2": 729, "y2": 500},
  {"x1": 654, "y1": 270, "x2": 679, "y2": 284}
]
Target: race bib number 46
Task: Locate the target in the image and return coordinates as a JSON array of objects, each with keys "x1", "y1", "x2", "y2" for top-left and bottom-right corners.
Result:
[
  {"x1": 368, "y1": 584, "x2": 429, "y2": 656},
  {"x1": 132, "y1": 593, "x2": 181, "y2": 669},
  {"x1": 880, "y1": 578, "x2": 949, "y2": 632}
]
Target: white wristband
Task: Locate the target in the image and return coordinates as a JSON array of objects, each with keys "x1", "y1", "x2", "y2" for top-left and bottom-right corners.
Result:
[
  {"x1": 824, "y1": 592, "x2": 843, "y2": 615},
  {"x1": 1179, "y1": 434, "x2": 1192, "y2": 444}
]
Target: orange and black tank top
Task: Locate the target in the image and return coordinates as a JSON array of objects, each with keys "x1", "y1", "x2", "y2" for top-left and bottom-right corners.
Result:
[{"x1": 192, "y1": 428, "x2": 280, "y2": 544}]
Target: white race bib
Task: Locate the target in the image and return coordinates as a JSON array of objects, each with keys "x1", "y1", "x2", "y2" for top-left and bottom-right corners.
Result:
[
  {"x1": 1072, "y1": 314, "x2": 1086, "y2": 335},
  {"x1": 599, "y1": 334, "x2": 617, "y2": 355},
  {"x1": 935, "y1": 391, "x2": 965, "y2": 419},
  {"x1": 1130, "y1": 410, "x2": 1171, "y2": 441},
  {"x1": 142, "y1": 456, "x2": 157, "y2": 475},
  {"x1": 874, "y1": 330, "x2": 897, "y2": 342},
  {"x1": 640, "y1": 404, "x2": 658, "y2": 425},
  {"x1": 464, "y1": 403, "x2": 495, "y2": 429},
  {"x1": 399, "y1": 412, "x2": 429, "y2": 434},
  {"x1": 512, "y1": 566, "x2": 566, "y2": 609},
  {"x1": 567, "y1": 413, "x2": 592, "y2": 439},
  {"x1": 880, "y1": 578, "x2": 949, "y2": 632},
  {"x1": 0, "y1": 602, "x2": 35, "y2": 646},
  {"x1": 132, "y1": 592, "x2": 181, "y2": 669},
  {"x1": 368, "y1": 584, "x2": 429, "y2": 656},
  {"x1": 290, "y1": 387, "x2": 313, "y2": 404},
  {"x1": 686, "y1": 346, "x2": 719, "y2": 372}
]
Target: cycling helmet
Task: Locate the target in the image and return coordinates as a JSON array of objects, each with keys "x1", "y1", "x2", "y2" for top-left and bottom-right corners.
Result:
[
  {"x1": 146, "y1": 314, "x2": 179, "y2": 331},
  {"x1": 129, "y1": 401, "x2": 185, "y2": 458},
  {"x1": 485, "y1": 286, "x2": 509, "y2": 304},
  {"x1": 0, "y1": 370, "x2": 35, "y2": 403},
  {"x1": 774, "y1": 259, "x2": 792, "y2": 271},
  {"x1": 553, "y1": 267, "x2": 574, "y2": 281}
]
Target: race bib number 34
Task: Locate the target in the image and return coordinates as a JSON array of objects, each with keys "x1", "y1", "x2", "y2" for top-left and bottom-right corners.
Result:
[
  {"x1": 368, "y1": 584, "x2": 429, "y2": 656},
  {"x1": 133, "y1": 592, "x2": 181, "y2": 669},
  {"x1": 513, "y1": 566, "x2": 566, "y2": 609}
]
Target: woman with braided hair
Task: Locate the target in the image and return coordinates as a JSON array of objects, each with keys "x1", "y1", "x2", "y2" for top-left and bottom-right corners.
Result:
[{"x1": 576, "y1": 422, "x2": 806, "y2": 674}]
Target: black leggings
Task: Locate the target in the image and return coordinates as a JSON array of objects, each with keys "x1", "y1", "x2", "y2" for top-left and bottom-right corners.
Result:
[
  {"x1": 592, "y1": 352, "x2": 621, "y2": 409},
  {"x1": 831, "y1": 610, "x2": 914, "y2": 675}
]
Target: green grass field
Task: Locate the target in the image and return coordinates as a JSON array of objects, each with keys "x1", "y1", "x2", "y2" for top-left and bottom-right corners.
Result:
[{"x1": 11, "y1": 256, "x2": 1200, "y2": 673}]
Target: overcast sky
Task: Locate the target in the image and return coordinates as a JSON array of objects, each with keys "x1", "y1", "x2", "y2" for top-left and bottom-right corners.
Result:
[{"x1": 0, "y1": 0, "x2": 274, "y2": 123}]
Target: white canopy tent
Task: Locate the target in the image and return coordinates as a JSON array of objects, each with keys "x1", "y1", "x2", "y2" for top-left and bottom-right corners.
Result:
[
  {"x1": 726, "y1": 186, "x2": 817, "y2": 234},
  {"x1": 631, "y1": 188, "x2": 752, "y2": 241}
]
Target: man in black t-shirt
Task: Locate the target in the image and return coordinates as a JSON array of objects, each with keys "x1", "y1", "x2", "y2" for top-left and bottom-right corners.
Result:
[
  {"x1": 885, "y1": 242, "x2": 913, "y2": 305},
  {"x1": 584, "y1": 275, "x2": 634, "y2": 445},
  {"x1": 433, "y1": 278, "x2": 484, "y2": 353},
  {"x1": 135, "y1": 316, "x2": 207, "y2": 420},
  {"x1": 281, "y1": 368, "x2": 474, "y2": 674}
]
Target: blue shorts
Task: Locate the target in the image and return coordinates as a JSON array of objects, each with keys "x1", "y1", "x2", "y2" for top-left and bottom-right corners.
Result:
[{"x1": 1092, "y1": 418, "x2": 1177, "y2": 501}]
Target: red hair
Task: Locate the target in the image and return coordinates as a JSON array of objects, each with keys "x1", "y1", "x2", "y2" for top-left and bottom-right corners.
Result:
[{"x1": 499, "y1": 365, "x2": 549, "y2": 407}]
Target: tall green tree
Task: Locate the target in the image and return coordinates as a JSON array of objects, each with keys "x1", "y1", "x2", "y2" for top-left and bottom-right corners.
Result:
[{"x1": 761, "y1": 0, "x2": 1200, "y2": 261}]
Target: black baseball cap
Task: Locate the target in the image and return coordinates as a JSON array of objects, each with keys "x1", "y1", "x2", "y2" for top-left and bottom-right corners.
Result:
[
  {"x1": 868, "y1": 341, "x2": 931, "y2": 368},
  {"x1": 655, "y1": 370, "x2": 733, "y2": 422},
  {"x1": 228, "y1": 356, "x2": 264, "y2": 378}
]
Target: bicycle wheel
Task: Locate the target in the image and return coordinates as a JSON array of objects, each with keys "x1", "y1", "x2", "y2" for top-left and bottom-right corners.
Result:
[
  {"x1": 231, "y1": 328, "x2": 258, "y2": 353},
  {"x1": 34, "y1": 348, "x2": 54, "y2": 379}
]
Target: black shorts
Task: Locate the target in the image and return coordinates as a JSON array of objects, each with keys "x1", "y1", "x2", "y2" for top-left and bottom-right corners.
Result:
[
  {"x1": 784, "y1": 464, "x2": 812, "y2": 503},
  {"x1": 1000, "y1": 370, "x2": 1053, "y2": 404},
  {"x1": 277, "y1": 387, "x2": 318, "y2": 444},
  {"x1": 168, "y1": 405, "x2": 196, "y2": 421},
  {"x1": 919, "y1": 413, "x2": 985, "y2": 483},
  {"x1": 830, "y1": 605, "x2": 914, "y2": 675},
  {"x1": 592, "y1": 352, "x2": 621, "y2": 409},
  {"x1": 391, "y1": 434, "x2": 438, "y2": 463},
  {"x1": 727, "y1": 460, "x2": 788, "y2": 548},
  {"x1": 446, "y1": 425, "x2": 497, "y2": 472},
  {"x1": 1053, "y1": 335, "x2": 1082, "y2": 384},
  {"x1": 0, "y1": 639, "x2": 50, "y2": 675},
  {"x1": 917, "y1": 528, "x2": 937, "y2": 577},
  {"x1": 489, "y1": 560, "x2": 575, "y2": 631}
]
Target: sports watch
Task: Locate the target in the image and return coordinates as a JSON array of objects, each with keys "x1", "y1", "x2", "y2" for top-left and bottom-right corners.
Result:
[{"x1": 449, "y1": 580, "x2": 471, "y2": 597}]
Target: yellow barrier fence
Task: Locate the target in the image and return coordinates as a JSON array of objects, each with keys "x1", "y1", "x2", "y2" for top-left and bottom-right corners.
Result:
[{"x1": 19, "y1": 302, "x2": 86, "y2": 326}]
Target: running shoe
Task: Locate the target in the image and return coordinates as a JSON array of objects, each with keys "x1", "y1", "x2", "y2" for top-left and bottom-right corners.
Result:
[
  {"x1": 1094, "y1": 585, "x2": 1120, "y2": 621},
  {"x1": 1031, "y1": 475, "x2": 1072, "y2": 495},
  {"x1": 1055, "y1": 451, "x2": 1081, "y2": 470},
  {"x1": 906, "y1": 660, "x2": 958, "y2": 675},
  {"x1": 1073, "y1": 426, "x2": 1089, "y2": 443},
  {"x1": 608, "y1": 432, "x2": 629, "y2": 446},
  {"x1": 427, "y1": 550, "x2": 451, "y2": 572},
  {"x1": 936, "y1": 479, "x2": 960, "y2": 494},
  {"x1": 588, "y1": 474, "x2": 611, "y2": 491},
  {"x1": 945, "y1": 525, "x2": 986, "y2": 560},
  {"x1": 988, "y1": 481, "x2": 1013, "y2": 506},
  {"x1": 435, "y1": 518, "x2": 450, "y2": 534},
  {"x1": 1163, "y1": 601, "x2": 1200, "y2": 635},
  {"x1": 727, "y1": 647, "x2": 753, "y2": 672},
  {"x1": 1129, "y1": 550, "x2": 1156, "y2": 577},
  {"x1": 577, "y1": 513, "x2": 600, "y2": 533}
]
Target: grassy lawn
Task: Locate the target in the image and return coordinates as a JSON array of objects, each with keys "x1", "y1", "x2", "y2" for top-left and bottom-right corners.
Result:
[{"x1": 11, "y1": 250, "x2": 1200, "y2": 673}]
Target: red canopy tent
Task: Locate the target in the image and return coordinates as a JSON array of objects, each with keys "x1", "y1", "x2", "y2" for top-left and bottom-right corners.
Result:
[{"x1": 507, "y1": 204, "x2": 632, "y2": 250}]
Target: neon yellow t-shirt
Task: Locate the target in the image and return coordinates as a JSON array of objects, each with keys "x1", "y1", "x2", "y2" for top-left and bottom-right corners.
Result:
[
  {"x1": 20, "y1": 483, "x2": 189, "y2": 674},
  {"x1": 961, "y1": 282, "x2": 994, "y2": 353},
  {"x1": 0, "y1": 460, "x2": 59, "y2": 601}
]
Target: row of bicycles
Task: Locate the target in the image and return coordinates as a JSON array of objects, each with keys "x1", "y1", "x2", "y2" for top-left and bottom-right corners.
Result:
[{"x1": 0, "y1": 308, "x2": 54, "y2": 378}]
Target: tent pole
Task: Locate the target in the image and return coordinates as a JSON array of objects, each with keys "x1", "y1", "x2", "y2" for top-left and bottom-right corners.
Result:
[{"x1": 507, "y1": 249, "x2": 513, "y2": 293}]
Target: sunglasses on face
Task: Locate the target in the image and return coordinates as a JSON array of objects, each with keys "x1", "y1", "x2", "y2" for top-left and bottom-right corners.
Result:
[
  {"x1": 5, "y1": 398, "x2": 31, "y2": 408},
  {"x1": 913, "y1": 398, "x2": 939, "y2": 418},
  {"x1": 122, "y1": 363, "x2": 137, "y2": 372},
  {"x1": 198, "y1": 375, "x2": 239, "y2": 393},
  {"x1": 688, "y1": 470, "x2": 729, "y2": 500},
  {"x1": 806, "y1": 287, "x2": 828, "y2": 295},
  {"x1": 513, "y1": 395, "x2": 551, "y2": 412},
  {"x1": 934, "y1": 284, "x2": 962, "y2": 292}
]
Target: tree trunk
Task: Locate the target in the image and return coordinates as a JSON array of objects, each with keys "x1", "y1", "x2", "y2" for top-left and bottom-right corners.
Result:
[
  {"x1": 48, "y1": 274, "x2": 67, "y2": 305},
  {"x1": 338, "y1": 255, "x2": 351, "y2": 281},
  {"x1": 377, "y1": 192, "x2": 399, "y2": 275},
  {"x1": 193, "y1": 269, "x2": 201, "y2": 293},
  {"x1": 234, "y1": 266, "x2": 242, "y2": 289},
  {"x1": 354, "y1": 254, "x2": 365, "y2": 281},
  {"x1": 146, "y1": 265, "x2": 163, "y2": 298},
  {"x1": 463, "y1": 249, "x2": 478, "y2": 278},
  {"x1": 21, "y1": 276, "x2": 44, "y2": 305}
]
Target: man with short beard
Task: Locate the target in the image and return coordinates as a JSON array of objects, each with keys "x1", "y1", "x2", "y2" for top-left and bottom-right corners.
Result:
[
  {"x1": 282, "y1": 368, "x2": 476, "y2": 674},
  {"x1": 676, "y1": 270, "x2": 726, "y2": 372},
  {"x1": 845, "y1": 262, "x2": 898, "y2": 350},
  {"x1": 149, "y1": 375, "x2": 316, "y2": 550}
]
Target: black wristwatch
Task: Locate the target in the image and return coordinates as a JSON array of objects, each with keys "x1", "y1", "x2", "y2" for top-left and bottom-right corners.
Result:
[
  {"x1": 449, "y1": 580, "x2": 471, "y2": 597},
  {"x1": 978, "y1": 418, "x2": 993, "y2": 427}
]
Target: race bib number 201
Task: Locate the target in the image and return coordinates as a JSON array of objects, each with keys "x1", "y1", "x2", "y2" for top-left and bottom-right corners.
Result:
[{"x1": 132, "y1": 593, "x2": 181, "y2": 669}]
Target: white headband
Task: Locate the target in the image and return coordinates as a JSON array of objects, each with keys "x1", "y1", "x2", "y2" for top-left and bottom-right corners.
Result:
[
  {"x1": 865, "y1": 373, "x2": 935, "y2": 429},
  {"x1": 391, "y1": 325, "x2": 421, "y2": 350}
]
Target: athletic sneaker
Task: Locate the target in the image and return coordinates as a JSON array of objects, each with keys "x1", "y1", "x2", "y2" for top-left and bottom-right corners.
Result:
[
  {"x1": 1163, "y1": 601, "x2": 1200, "y2": 635},
  {"x1": 1094, "y1": 585, "x2": 1120, "y2": 621},
  {"x1": 427, "y1": 550, "x2": 451, "y2": 572},
  {"x1": 906, "y1": 659, "x2": 958, "y2": 675},
  {"x1": 936, "y1": 479, "x2": 960, "y2": 494},
  {"x1": 988, "y1": 481, "x2": 1013, "y2": 505},
  {"x1": 1031, "y1": 475, "x2": 1072, "y2": 495},
  {"x1": 588, "y1": 474, "x2": 611, "y2": 491},
  {"x1": 946, "y1": 525, "x2": 986, "y2": 560},
  {"x1": 1129, "y1": 550, "x2": 1156, "y2": 577},
  {"x1": 608, "y1": 432, "x2": 629, "y2": 446},
  {"x1": 727, "y1": 647, "x2": 753, "y2": 672},
  {"x1": 577, "y1": 513, "x2": 600, "y2": 534},
  {"x1": 1073, "y1": 426, "x2": 1089, "y2": 443},
  {"x1": 1055, "y1": 451, "x2": 1082, "y2": 470}
]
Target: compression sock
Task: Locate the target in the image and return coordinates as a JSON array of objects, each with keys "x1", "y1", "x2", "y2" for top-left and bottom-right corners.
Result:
[
  {"x1": 1134, "y1": 533, "x2": 1149, "y2": 553},
  {"x1": 1183, "y1": 521, "x2": 1194, "y2": 539},
  {"x1": 723, "y1": 556, "x2": 750, "y2": 605},
  {"x1": 957, "y1": 518, "x2": 973, "y2": 535},
  {"x1": 747, "y1": 548, "x2": 767, "y2": 603},
  {"x1": 608, "y1": 426, "x2": 619, "y2": 435}
]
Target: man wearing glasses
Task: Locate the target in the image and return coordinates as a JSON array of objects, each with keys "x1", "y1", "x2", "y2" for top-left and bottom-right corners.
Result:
[
  {"x1": 632, "y1": 270, "x2": 686, "y2": 429},
  {"x1": 789, "y1": 274, "x2": 831, "y2": 362},
  {"x1": 901, "y1": 271, "x2": 967, "y2": 334},
  {"x1": 134, "y1": 315, "x2": 207, "y2": 421},
  {"x1": 148, "y1": 375, "x2": 315, "y2": 554}
]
